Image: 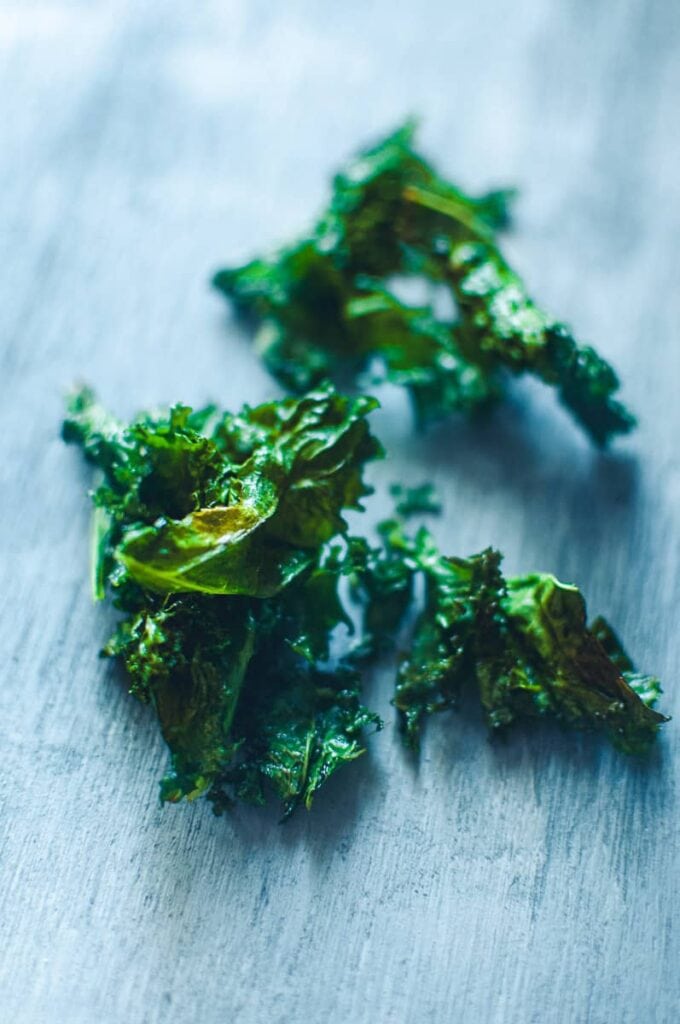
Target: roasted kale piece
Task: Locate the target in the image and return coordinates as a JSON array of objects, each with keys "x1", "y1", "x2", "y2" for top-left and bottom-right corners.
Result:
[
  {"x1": 214, "y1": 122, "x2": 635, "y2": 445},
  {"x1": 63, "y1": 385, "x2": 382, "y2": 816},
  {"x1": 353, "y1": 519, "x2": 666, "y2": 754}
]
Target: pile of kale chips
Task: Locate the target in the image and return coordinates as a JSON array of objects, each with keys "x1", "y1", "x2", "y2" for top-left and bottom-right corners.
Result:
[{"x1": 65, "y1": 125, "x2": 666, "y2": 820}]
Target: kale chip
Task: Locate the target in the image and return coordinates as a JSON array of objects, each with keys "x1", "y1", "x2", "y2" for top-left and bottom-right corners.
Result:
[
  {"x1": 353, "y1": 519, "x2": 666, "y2": 754},
  {"x1": 214, "y1": 122, "x2": 635, "y2": 446},
  {"x1": 63, "y1": 385, "x2": 383, "y2": 817}
]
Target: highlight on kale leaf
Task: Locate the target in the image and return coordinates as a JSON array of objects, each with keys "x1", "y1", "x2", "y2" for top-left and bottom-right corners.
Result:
[
  {"x1": 63, "y1": 384, "x2": 383, "y2": 817},
  {"x1": 352, "y1": 518, "x2": 666, "y2": 754},
  {"x1": 214, "y1": 121, "x2": 635, "y2": 446}
]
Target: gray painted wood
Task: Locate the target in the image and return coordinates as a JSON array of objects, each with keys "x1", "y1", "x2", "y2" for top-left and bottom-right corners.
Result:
[{"x1": 1, "y1": 2, "x2": 678, "y2": 1021}]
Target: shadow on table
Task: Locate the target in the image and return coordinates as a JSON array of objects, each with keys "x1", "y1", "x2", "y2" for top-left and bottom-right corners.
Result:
[
  {"x1": 421, "y1": 685, "x2": 673, "y2": 877},
  {"x1": 201, "y1": 741, "x2": 388, "y2": 871},
  {"x1": 202, "y1": 670, "x2": 672, "y2": 877},
  {"x1": 395, "y1": 382, "x2": 639, "y2": 501}
]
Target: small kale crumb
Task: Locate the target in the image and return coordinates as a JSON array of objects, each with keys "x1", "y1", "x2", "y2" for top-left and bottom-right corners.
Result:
[{"x1": 389, "y1": 482, "x2": 442, "y2": 518}]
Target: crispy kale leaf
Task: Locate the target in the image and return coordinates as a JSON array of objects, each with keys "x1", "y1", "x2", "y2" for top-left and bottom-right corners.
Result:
[
  {"x1": 214, "y1": 122, "x2": 635, "y2": 445},
  {"x1": 63, "y1": 385, "x2": 382, "y2": 816},
  {"x1": 354, "y1": 520, "x2": 666, "y2": 754},
  {"x1": 63, "y1": 385, "x2": 382, "y2": 597}
]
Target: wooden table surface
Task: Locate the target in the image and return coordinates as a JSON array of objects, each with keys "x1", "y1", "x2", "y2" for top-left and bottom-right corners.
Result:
[{"x1": 2, "y1": 2, "x2": 679, "y2": 1022}]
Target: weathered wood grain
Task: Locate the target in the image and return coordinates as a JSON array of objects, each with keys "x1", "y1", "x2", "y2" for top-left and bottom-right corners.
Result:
[{"x1": 1, "y1": 1, "x2": 678, "y2": 1022}]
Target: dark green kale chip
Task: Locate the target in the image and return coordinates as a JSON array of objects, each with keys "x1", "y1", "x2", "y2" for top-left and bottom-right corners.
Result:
[
  {"x1": 63, "y1": 385, "x2": 382, "y2": 817},
  {"x1": 214, "y1": 121, "x2": 635, "y2": 445},
  {"x1": 357, "y1": 519, "x2": 666, "y2": 754}
]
